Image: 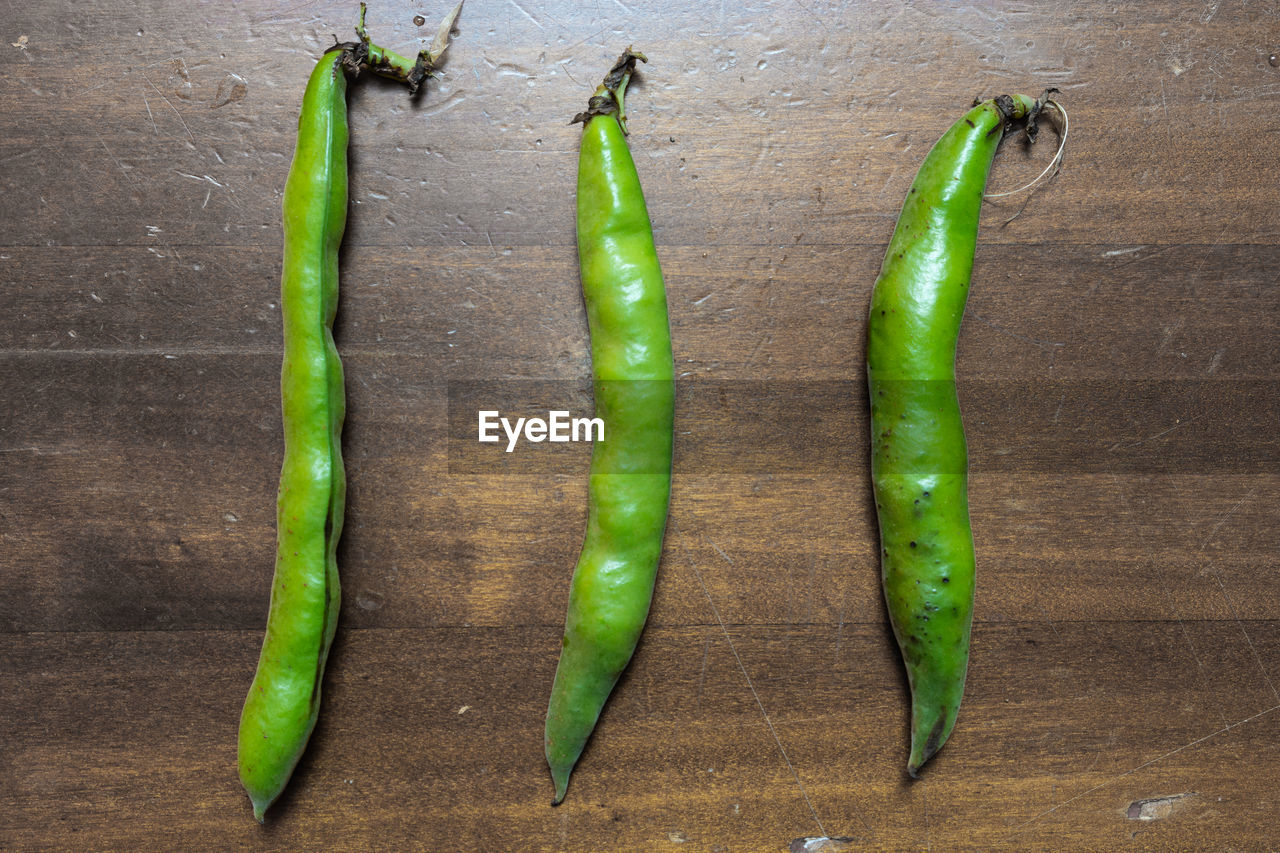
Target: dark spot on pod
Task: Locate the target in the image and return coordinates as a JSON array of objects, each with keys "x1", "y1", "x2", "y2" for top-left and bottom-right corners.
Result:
[
  {"x1": 883, "y1": 548, "x2": 889, "y2": 556},
  {"x1": 922, "y1": 491, "x2": 930, "y2": 498},
  {"x1": 965, "y1": 118, "x2": 975, "y2": 127},
  {"x1": 909, "y1": 541, "x2": 917, "y2": 548},
  {"x1": 914, "y1": 499, "x2": 920, "y2": 505},
  {"x1": 941, "y1": 576, "x2": 950, "y2": 583}
]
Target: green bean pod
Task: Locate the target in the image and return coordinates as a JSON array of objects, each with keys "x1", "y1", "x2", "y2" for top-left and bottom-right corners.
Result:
[
  {"x1": 237, "y1": 5, "x2": 460, "y2": 822},
  {"x1": 544, "y1": 49, "x2": 675, "y2": 806},
  {"x1": 866, "y1": 92, "x2": 1052, "y2": 775}
]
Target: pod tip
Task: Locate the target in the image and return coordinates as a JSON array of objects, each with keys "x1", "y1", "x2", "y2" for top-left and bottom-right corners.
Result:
[
  {"x1": 247, "y1": 788, "x2": 273, "y2": 824},
  {"x1": 906, "y1": 709, "x2": 950, "y2": 777},
  {"x1": 549, "y1": 767, "x2": 570, "y2": 806}
]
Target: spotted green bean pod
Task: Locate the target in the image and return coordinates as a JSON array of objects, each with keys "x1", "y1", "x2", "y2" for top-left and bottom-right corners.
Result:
[{"x1": 867, "y1": 91, "x2": 1056, "y2": 775}]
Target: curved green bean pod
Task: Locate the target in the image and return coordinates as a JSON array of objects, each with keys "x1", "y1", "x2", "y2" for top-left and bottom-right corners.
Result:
[
  {"x1": 237, "y1": 4, "x2": 460, "y2": 822},
  {"x1": 867, "y1": 92, "x2": 1055, "y2": 776},
  {"x1": 544, "y1": 48, "x2": 675, "y2": 806}
]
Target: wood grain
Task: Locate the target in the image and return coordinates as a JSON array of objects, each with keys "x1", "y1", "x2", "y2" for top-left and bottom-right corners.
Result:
[{"x1": 2, "y1": 0, "x2": 1277, "y2": 850}]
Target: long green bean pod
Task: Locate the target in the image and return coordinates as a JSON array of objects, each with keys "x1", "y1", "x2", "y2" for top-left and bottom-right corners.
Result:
[
  {"x1": 237, "y1": 4, "x2": 460, "y2": 822},
  {"x1": 867, "y1": 92, "x2": 1054, "y2": 776},
  {"x1": 544, "y1": 48, "x2": 675, "y2": 806}
]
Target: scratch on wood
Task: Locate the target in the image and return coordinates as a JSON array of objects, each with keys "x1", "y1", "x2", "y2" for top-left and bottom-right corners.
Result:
[
  {"x1": 1010, "y1": 703, "x2": 1280, "y2": 835},
  {"x1": 1150, "y1": 547, "x2": 1230, "y2": 728},
  {"x1": 143, "y1": 95, "x2": 158, "y2": 135},
  {"x1": 706, "y1": 536, "x2": 733, "y2": 565},
  {"x1": 1201, "y1": 489, "x2": 1254, "y2": 549},
  {"x1": 695, "y1": 635, "x2": 711, "y2": 711},
  {"x1": 668, "y1": 517, "x2": 844, "y2": 837},
  {"x1": 788, "y1": 0, "x2": 832, "y2": 35},
  {"x1": 1106, "y1": 412, "x2": 1205, "y2": 453},
  {"x1": 508, "y1": 0, "x2": 544, "y2": 29},
  {"x1": 94, "y1": 131, "x2": 132, "y2": 182},
  {"x1": 1206, "y1": 568, "x2": 1279, "y2": 703},
  {"x1": 1195, "y1": 488, "x2": 1278, "y2": 702},
  {"x1": 140, "y1": 70, "x2": 196, "y2": 146}
]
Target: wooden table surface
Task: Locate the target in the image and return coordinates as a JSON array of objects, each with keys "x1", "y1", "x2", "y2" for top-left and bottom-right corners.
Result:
[{"x1": 4, "y1": 1, "x2": 1278, "y2": 850}]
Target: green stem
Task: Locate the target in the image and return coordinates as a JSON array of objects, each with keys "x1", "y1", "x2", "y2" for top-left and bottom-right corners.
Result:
[{"x1": 349, "y1": 1, "x2": 463, "y2": 93}]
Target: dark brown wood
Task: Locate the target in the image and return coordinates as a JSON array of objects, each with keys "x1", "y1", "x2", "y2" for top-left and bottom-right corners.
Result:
[{"x1": 2, "y1": 1, "x2": 1277, "y2": 850}]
